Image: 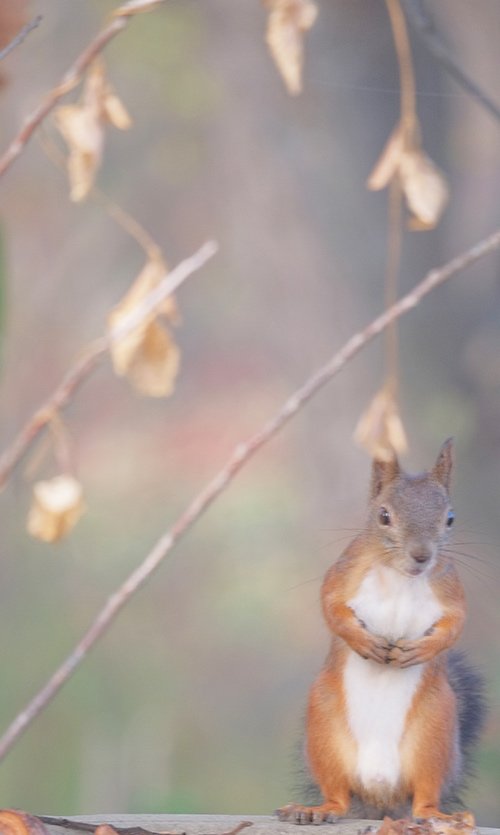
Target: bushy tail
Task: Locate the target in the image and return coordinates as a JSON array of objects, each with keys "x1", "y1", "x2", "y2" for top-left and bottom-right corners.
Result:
[
  {"x1": 447, "y1": 649, "x2": 486, "y2": 785},
  {"x1": 439, "y1": 649, "x2": 486, "y2": 812}
]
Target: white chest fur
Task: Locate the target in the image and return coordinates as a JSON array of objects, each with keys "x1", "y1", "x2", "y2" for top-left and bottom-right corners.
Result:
[{"x1": 344, "y1": 566, "x2": 443, "y2": 792}]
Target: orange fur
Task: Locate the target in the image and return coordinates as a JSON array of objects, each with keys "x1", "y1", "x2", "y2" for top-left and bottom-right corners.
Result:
[{"x1": 278, "y1": 442, "x2": 468, "y2": 824}]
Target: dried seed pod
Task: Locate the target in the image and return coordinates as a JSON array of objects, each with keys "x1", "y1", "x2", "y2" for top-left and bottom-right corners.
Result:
[
  {"x1": 367, "y1": 122, "x2": 449, "y2": 229},
  {"x1": 0, "y1": 810, "x2": 50, "y2": 835},
  {"x1": 108, "y1": 256, "x2": 180, "y2": 398},
  {"x1": 55, "y1": 58, "x2": 131, "y2": 201},
  {"x1": 27, "y1": 475, "x2": 85, "y2": 543},
  {"x1": 265, "y1": 0, "x2": 318, "y2": 95},
  {"x1": 399, "y1": 149, "x2": 449, "y2": 229},
  {"x1": 354, "y1": 386, "x2": 408, "y2": 463},
  {"x1": 366, "y1": 126, "x2": 404, "y2": 192}
]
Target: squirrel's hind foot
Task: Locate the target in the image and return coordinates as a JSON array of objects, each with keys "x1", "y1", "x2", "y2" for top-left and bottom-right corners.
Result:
[{"x1": 276, "y1": 803, "x2": 341, "y2": 825}]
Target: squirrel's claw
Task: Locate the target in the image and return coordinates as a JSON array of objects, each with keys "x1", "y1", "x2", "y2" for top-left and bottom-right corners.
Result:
[
  {"x1": 352, "y1": 629, "x2": 393, "y2": 664},
  {"x1": 276, "y1": 803, "x2": 340, "y2": 825}
]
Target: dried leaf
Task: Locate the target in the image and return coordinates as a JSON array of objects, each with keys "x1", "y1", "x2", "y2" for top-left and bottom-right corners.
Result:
[
  {"x1": 110, "y1": 257, "x2": 178, "y2": 329},
  {"x1": 108, "y1": 257, "x2": 180, "y2": 397},
  {"x1": 265, "y1": 0, "x2": 318, "y2": 95},
  {"x1": 367, "y1": 120, "x2": 449, "y2": 229},
  {"x1": 55, "y1": 105, "x2": 104, "y2": 201},
  {"x1": 428, "y1": 811, "x2": 477, "y2": 835},
  {"x1": 27, "y1": 475, "x2": 85, "y2": 543},
  {"x1": 54, "y1": 59, "x2": 131, "y2": 202},
  {"x1": 375, "y1": 818, "x2": 408, "y2": 835},
  {"x1": 0, "y1": 811, "x2": 49, "y2": 835},
  {"x1": 367, "y1": 124, "x2": 404, "y2": 191},
  {"x1": 122, "y1": 319, "x2": 180, "y2": 397},
  {"x1": 103, "y1": 93, "x2": 132, "y2": 130},
  {"x1": 354, "y1": 387, "x2": 408, "y2": 462},
  {"x1": 399, "y1": 149, "x2": 449, "y2": 229},
  {"x1": 369, "y1": 813, "x2": 477, "y2": 835}
]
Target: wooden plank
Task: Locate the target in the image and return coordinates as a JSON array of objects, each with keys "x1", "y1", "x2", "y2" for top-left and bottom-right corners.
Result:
[{"x1": 40, "y1": 814, "x2": 500, "y2": 835}]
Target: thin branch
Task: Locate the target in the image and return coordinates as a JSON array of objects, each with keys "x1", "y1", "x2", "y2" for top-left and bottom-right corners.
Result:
[
  {"x1": 92, "y1": 187, "x2": 162, "y2": 262},
  {"x1": 0, "y1": 341, "x2": 105, "y2": 490},
  {"x1": 402, "y1": 0, "x2": 500, "y2": 124},
  {"x1": 0, "y1": 2, "x2": 167, "y2": 179},
  {"x1": 0, "y1": 240, "x2": 217, "y2": 489},
  {"x1": 0, "y1": 15, "x2": 42, "y2": 63},
  {"x1": 385, "y1": 0, "x2": 418, "y2": 142},
  {"x1": 383, "y1": 0, "x2": 411, "y2": 391},
  {"x1": 38, "y1": 129, "x2": 163, "y2": 262},
  {"x1": 1, "y1": 226, "x2": 500, "y2": 761},
  {"x1": 39, "y1": 817, "x2": 251, "y2": 835},
  {"x1": 384, "y1": 175, "x2": 403, "y2": 395}
]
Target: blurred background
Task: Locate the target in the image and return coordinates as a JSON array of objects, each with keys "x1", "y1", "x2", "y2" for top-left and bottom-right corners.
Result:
[{"x1": 0, "y1": 0, "x2": 499, "y2": 825}]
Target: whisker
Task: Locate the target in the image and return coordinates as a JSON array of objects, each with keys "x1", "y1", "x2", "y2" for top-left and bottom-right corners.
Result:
[
  {"x1": 443, "y1": 555, "x2": 498, "y2": 585},
  {"x1": 443, "y1": 548, "x2": 497, "y2": 568},
  {"x1": 455, "y1": 526, "x2": 495, "y2": 541},
  {"x1": 318, "y1": 534, "x2": 360, "y2": 550},
  {"x1": 286, "y1": 575, "x2": 322, "y2": 592},
  {"x1": 318, "y1": 527, "x2": 363, "y2": 533}
]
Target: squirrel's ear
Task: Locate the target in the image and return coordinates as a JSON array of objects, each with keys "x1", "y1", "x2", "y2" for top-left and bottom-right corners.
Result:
[
  {"x1": 370, "y1": 456, "x2": 400, "y2": 499},
  {"x1": 432, "y1": 437, "x2": 454, "y2": 490}
]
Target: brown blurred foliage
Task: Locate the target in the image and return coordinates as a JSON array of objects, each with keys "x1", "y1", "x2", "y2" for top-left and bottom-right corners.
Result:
[{"x1": 0, "y1": 0, "x2": 29, "y2": 86}]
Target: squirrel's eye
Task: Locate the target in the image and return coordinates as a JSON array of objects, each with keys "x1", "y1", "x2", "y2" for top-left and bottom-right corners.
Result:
[
  {"x1": 379, "y1": 507, "x2": 391, "y2": 526},
  {"x1": 446, "y1": 509, "x2": 455, "y2": 528}
]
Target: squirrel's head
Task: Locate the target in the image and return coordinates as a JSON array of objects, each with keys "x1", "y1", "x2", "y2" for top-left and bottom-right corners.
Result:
[{"x1": 368, "y1": 438, "x2": 455, "y2": 578}]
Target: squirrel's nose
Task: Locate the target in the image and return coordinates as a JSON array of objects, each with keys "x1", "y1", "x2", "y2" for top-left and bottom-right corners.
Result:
[{"x1": 410, "y1": 549, "x2": 432, "y2": 565}]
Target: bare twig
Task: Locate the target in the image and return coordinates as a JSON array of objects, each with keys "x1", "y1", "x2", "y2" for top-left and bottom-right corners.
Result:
[
  {"x1": 383, "y1": 0, "x2": 414, "y2": 391},
  {"x1": 0, "y1": 341, "x2": 105, "y2": 489},
  {"x1": 1, "y1": 227, "x2": 500, "y2": 761},
  {"x1": 0, "y1": 15, "x2": 42, "y2": 63},
  {"x1": 38, "y1": 129, "x2": 163, "y2": 261},
  {"x1": 217, "y1": 824, "x2": 253, "y2": 835},
  {"x1": 384, "y1": 178, "x2": 403, "y2": 394},
  {"x1": 0, "y1": 2, "x2": 167, "y2": 179},
  {"x1": 113, "y1": 0, "x2": 168, "y2": 15},
  {"x1": 38, "y1": 817, "x2": 251, "y2": 835},
  {"x1": 402, "y1": 0, "x2": 500, "y2": 124},
  {"x1": 92, "y1": 187, "x2": 162, "y2": 261},
  {"x1": 0, "y1": 240, "x2": 217, "y2": 489},
  {"x1": 385, "y1": 0, "x2": 418, "y2": 142},
  {"x1": 39, "y1": 817, "x2": 184, "y2": 835}
]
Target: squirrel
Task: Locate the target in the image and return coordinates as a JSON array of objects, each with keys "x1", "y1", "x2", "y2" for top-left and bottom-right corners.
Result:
[{"x1": 278, "y1": 439, "x2": 485, "y2": 824}]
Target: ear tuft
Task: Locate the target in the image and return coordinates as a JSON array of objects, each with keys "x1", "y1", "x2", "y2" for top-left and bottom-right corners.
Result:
[
  {"x1": 370, "y1": 455, "x2": 400, "y2": 499},
  {"x1": 432, "y1": 437, "x2": 454, "y2": 490}
]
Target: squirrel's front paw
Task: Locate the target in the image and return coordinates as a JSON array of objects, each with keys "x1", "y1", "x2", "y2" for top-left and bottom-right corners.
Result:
[
  {"x1": 388, "y1": 637, "x2": 436, "y2": 668},
  {"x1": 351, "y1": 629, "x2": 393, "y2": 664}
]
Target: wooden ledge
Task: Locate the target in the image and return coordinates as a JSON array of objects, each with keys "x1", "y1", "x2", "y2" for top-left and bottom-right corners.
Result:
[{"x1": 40, "y1": 814, "x2": 500, "y2": 835}]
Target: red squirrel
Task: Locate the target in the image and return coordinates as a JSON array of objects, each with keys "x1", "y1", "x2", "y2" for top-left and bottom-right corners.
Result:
[{"x1": 278, "y1": 439, "x2": 484, "y2": 824}]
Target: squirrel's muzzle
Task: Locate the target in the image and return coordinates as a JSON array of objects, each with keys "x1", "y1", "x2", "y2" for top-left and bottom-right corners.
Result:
[{"x1": 408, "y1": 546, "x2": 433, "y2": 566}]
